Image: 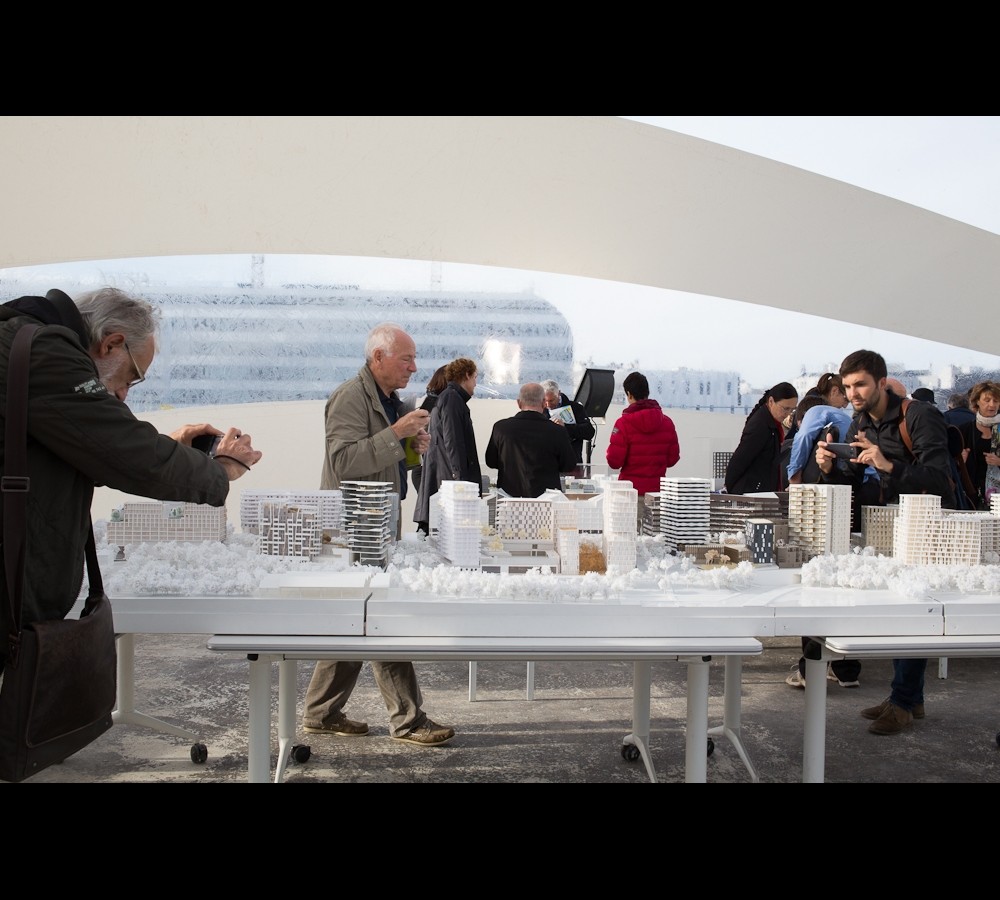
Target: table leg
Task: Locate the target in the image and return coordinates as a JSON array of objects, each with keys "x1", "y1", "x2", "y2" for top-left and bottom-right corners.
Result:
[
  {"x1": 802, "y1": 655, "x2": 828, "y2": 783},
  {"x1": 707, "y1": 656, "x2": 759, "y2": 782},
  {"x1": 112, "y1": 633, "x2": 202, "y2": 742},
  {"x1": 273, "y1": 659, "x2": 297, "y2": 784},
  {"x1": 247, "y1": 655, "x2": 273, "y2": 784},
  {"x1": 623, "y1": 660, "x2": 657, "y2": 783},
  {"x1": 685, "y1": 658, "x2": 710, "y2": 783}
]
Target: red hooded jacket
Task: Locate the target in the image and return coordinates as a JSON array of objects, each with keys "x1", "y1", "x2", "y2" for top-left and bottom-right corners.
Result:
[{"x1": 605, "y1": 399, "x2": 681, "y2": 495}]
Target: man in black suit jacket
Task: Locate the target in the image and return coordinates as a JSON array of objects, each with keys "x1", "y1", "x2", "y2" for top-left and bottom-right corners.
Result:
[{"x1": 486, "y1": 383, "x2": 577, "y2": 497}]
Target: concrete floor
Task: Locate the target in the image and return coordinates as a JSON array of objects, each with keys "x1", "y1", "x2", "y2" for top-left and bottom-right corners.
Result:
[{"x1": 22, "y1": 635, "x2": 1000, "y2": 783}]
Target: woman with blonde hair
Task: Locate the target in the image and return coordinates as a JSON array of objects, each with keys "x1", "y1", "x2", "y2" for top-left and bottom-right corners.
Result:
[{"x1": 960, "y1": 380, "x2": 1000, "y2": 508}]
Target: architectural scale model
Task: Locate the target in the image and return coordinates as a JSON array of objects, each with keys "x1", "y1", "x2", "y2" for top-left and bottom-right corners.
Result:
[
  {"x1": 892, "y1": 494, "x2": 1000, "y2": 565},
  {"x1": 602, "y1": 481, "x2": 638, "y2": 571},
  {"x1": 787, "y1": 483, "x2": 853, "y2": 558},
  {"x1": 435, "y1": 480, "x2": 485, "y2": 568},
  {"x1": 106, "y1": 501, "x2": 227, "y2": 557},
  {"x1": 659, "y1": 477, "x2": 712, "y2": 552},
  {"x1": 257, "y1": 501, "x2": 324, "y2": 558},
  {"x1": 240, "y1": 489, "x2": 343, "y2": 539},
  {"x1": 339, "y1": 481, "x2": 396, "y2": 568}
]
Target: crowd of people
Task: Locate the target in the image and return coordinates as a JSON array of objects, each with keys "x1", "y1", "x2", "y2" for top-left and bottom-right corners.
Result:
[{"x1": 9, "y1": 285, "x2": 996, "y2": 756}]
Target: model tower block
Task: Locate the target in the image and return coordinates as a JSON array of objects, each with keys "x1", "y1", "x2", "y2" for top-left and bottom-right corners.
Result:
[
  {"x1": 602, "y1": 481, "x2": 637, "y2": 571},
  {"x1": 787, "y1": 483, "x2": 852, "y2": 558},
  {"x1": 339, "y1": 481, "x2": 394, "y2": 569},
  {"x1": 862, "y1": 504, "x2": 897, "y2": 555},
  {"x1": 436, "y1": 480, "x2": 483, "y2": 567},
  {"x1": 258, "y1": 501, "x2": 323, "y2": 558},
  {"x1": 745, "y1": 518, "x2": 774, "y2": 564},
  {"x1": 660, "y1": 477, "x2": 711, "y2": 552},
  {"x1": 546, "y1": 492, "x2": 581, "y2": 575}
]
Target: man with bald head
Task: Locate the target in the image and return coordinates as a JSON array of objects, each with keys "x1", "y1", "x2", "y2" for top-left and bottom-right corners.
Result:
[
  {"x1": 885, "y1": 377, "x2": 909, "y2": 398},
  {"x1": 302, "y1": 322, "x2": 454, "y2": 746},
  {"x1": 486, "y1": 382, "x2": 576, "y2": 497}
]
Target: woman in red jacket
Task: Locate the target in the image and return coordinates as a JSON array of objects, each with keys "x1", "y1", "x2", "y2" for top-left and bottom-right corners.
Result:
[{"x1": 606, "y1": 372, "x2": 681, "y2": 528}]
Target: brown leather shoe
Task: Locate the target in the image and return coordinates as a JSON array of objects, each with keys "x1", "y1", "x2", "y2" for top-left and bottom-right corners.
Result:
[
  {"x1": 392, "y1": 719, "x2": 455, "y2": 746},
  {"x1": 867, "y1": 702, "x2": 914, "y2": 735},
  {"x1": 861, "y1": 698, "x2": 925, "y2": 721},
  {"x1": 302, "y1": 715, "x2": 370, "y2": 736}
]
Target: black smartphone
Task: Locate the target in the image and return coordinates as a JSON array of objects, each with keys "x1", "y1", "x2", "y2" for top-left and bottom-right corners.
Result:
[
  {"x1": 825, "y1": 442, "x2": 858, "y2": 460},
  {"x1": 420, "y1": 394, "x2": 438, "y2": 412},
  {"x1": 192, "y1": 434, "x2": 222, "y2": 456}
]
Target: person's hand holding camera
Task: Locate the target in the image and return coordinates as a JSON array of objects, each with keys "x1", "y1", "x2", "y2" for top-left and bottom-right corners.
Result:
[{"x1": 211, "y1": 427, "x2": 263, "y2": 480}]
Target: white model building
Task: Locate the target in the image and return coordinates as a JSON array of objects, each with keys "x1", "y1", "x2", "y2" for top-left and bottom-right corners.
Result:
[
  {"x1": 435, "y1": 480, "x2": 484, "y2": 568},
  {"x1": 257, "y1": 501, "x2": 323, "y2": 558},
  {"x1": 660, "y1": 477, "x2": 712, "y2": 553},
  {"x1": 787, "y1": 483, "x2": 853, "y2": 559},
  {"x1": 240, "y1": 489, "x2": 343, "y2": 538},
  {"x1": 107, "y1": 501, "x2": 227, "y2": 552},
  {"x1": 602, "y1": 481, "x2": 637, "y2": 571},
  {"x1": 862, "y1": 504, "x2": 898, "y2": 555},
  {"x1": 339, "y1": 481, "x2": 395, "y2": 568},
  {"x1": 892, "y1": 494, "x2": 999, "y2": 565}
]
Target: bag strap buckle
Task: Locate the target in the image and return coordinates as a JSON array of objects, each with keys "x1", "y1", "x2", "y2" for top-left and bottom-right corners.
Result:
[{"x1": 0, "y1": 476, "x2": 29, "y2": 494}]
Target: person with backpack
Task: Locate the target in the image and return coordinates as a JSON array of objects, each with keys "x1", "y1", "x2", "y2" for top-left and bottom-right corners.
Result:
[{"x1": 817, "y1": 349, "x2": 956, "y2": 736}]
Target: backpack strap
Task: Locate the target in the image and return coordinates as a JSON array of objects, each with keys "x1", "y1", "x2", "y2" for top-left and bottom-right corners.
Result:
[{"x1": 897, "y1": 398, "x2": 914, "y2": 457}]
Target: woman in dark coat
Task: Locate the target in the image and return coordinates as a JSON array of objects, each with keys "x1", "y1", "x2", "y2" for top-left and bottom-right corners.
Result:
[
  {"x1": 413, "y1": 357, "x2": 482, "y2": 534},
  {"x1": 725, "y1": 382, "x2": 798, "y2": 495}
]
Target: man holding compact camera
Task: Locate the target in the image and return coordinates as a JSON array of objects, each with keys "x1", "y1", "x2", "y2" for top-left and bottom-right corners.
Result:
[{"x1": 816, "y1": 348, "x2": 955, "y2": 736}]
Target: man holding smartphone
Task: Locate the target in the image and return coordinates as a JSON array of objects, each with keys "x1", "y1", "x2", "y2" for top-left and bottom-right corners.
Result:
[{"x1": 816, "y1": 349, "x2": 955, "y2": 736}]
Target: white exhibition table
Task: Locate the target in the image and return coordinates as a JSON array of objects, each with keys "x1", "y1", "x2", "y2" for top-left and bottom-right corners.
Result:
[{"x1": 105, "y1": 568, "x2": 1000, "y2": 784}]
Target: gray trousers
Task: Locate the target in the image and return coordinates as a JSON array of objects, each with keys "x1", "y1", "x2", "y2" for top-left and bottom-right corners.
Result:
[{"x1": 302, "y1": 660, "x2": 426, "y2": 737}]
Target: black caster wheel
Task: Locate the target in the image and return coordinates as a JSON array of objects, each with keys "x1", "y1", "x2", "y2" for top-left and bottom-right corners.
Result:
[
  {"x1": 190, "y1": 742, "x2": 208, "y2": 764},
  {"x1": 707, "y1": 738, "x2": 715, "y2": 757},
  {"x1": 292, "y1": 744, "x2": 312, "y2": 764},
  {"x1": 621, "y1": 743, "x2": 641, "y2": 762}
]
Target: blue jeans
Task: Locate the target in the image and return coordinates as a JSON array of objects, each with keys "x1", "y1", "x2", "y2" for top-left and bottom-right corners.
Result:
[{"x1": 889, "y1": 658, "x2": 927, "y2": 710}]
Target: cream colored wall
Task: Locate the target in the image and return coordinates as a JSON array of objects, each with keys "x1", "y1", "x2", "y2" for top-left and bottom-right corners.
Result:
[
  {"x1": 2, "y1": 117, "x2": 999, "y2": 354},
  {"x1": 91, "y1": 399, "x2": 745, "y2": 534}
]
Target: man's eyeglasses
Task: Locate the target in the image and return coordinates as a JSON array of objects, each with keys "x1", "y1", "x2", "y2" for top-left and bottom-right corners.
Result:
[{"x1": 124, "y1": 341, "x2": 146, "y2": 389}]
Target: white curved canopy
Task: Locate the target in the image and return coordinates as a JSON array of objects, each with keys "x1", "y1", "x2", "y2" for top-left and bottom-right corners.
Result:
[{"x1": 1, "y1": 116, "x2": 995, "y2": 353}]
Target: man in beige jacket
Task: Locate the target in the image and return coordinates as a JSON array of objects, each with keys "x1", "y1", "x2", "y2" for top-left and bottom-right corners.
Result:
[{"x1": 302, "y1": 322, "x2": 455, "y2": 746}]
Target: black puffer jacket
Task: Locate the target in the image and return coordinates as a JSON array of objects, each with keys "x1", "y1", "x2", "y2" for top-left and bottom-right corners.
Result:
[
  {"x1": 0, "y1": 291, "x2": 230, "y2": 638},
  {"x1": 822, "y1": 390, "x2": 956, "y2": 507}
]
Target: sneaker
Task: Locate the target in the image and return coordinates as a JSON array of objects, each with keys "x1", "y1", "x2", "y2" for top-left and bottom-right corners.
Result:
[
  {"x1": 392, "y1": 720, "x2": 455, "y2": 746},
  {"x1": 861, "y1": 697, "x2": 925, "y2": 721},
  {"x1": 867, "y1": 701, "x2": 914, "y2": 736},
  {"x1": 785, "y1": 666, "x2": 806, "y2": 689},
  {"x1": 302, "y1": 715, "x2": 370, "y2": 736},
  {"x1": 827, "y1": 665, "x2": 860, "y2": 688}
]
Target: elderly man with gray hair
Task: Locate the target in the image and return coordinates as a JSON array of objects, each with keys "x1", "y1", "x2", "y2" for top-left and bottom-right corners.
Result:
[
  {"x1": 540, "y1": 378, "x2": 595, "y2": 474},
  {"x1": 486, "y1": 382, "x2": 577, "y2": 497}
]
